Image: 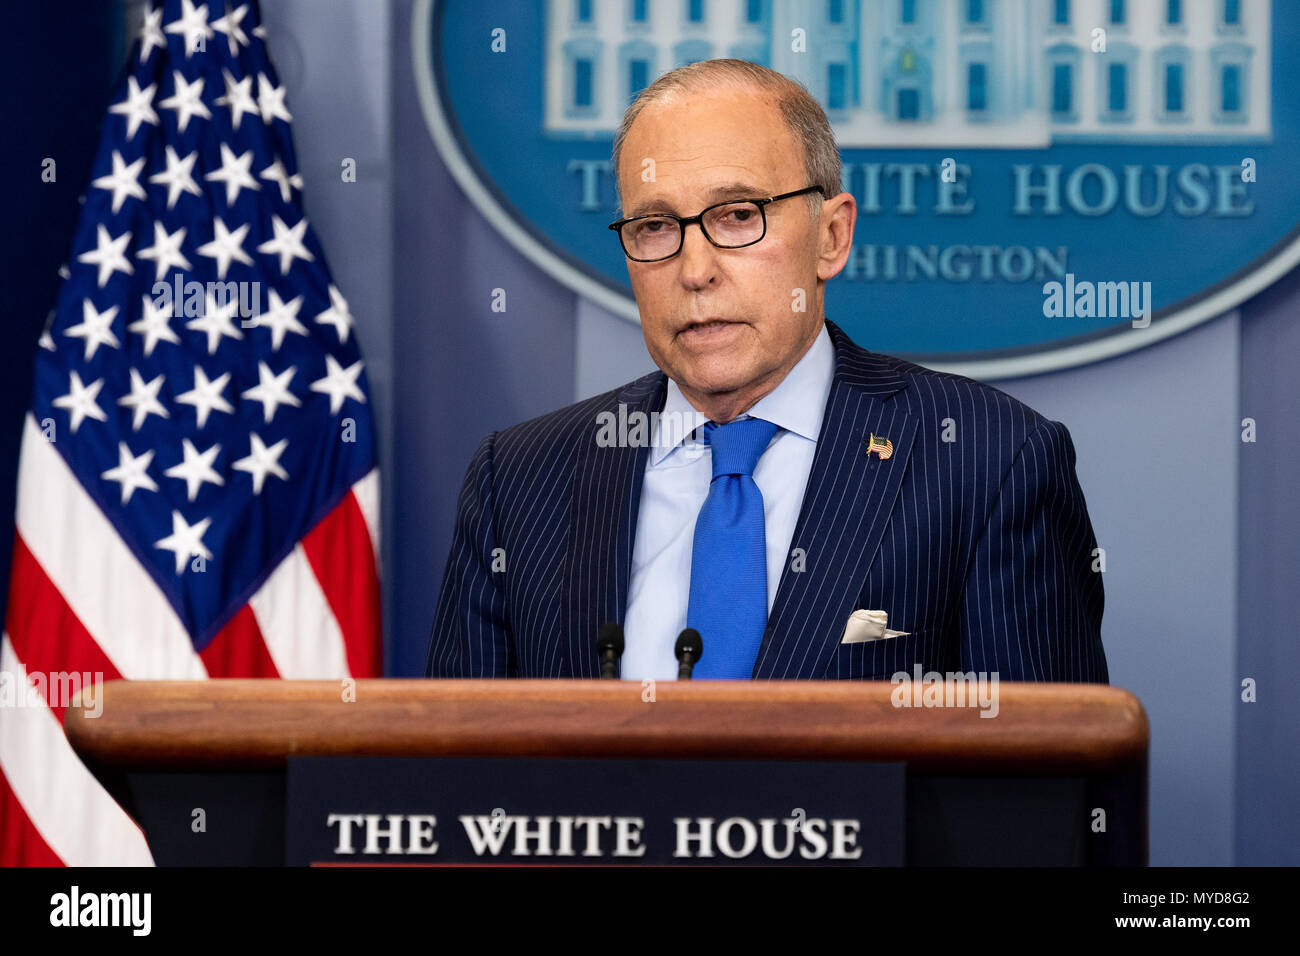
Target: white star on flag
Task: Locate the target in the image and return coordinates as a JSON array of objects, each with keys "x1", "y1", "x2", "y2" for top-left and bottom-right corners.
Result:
[
  {"x1": 260, "y1": 157, "x2": 303, "y2": 203},
  {"x1": 242, "y1": 361, "x2": 301, "y2": 422},
  {"x1": 129, "y1": 294, "x2": 182, "y2": 357},
  {"x1": 310, "y1": 355, "x2": 366, "y2": 415},
  {"x1": 52, "y1": 371, "x2": 108, "y2": 433},
  {"x1": 257, "y1": 73, "x2": 292, "y2": 123},
  {"x1": 175, "y1": 366, "x2": 234, "y2": 428},
  {"x1": 205, "y1": 143, "x2": 260, "y2": 205},
  {"x1": 315, "y1": 284, "x2": 355, "y2": 343},
  {"x1": 216, "y1": 68, "x2": 261, "y2": 129},
  {"x1": 64, "y1": 300, "x2": 121, "y2": 360},
  {"x1": 117, "y1": 369, "x2": 171, "y2": 431},
  {"x1": 154, "y1": 510, "x2": 214, "y2": 574},
  {"x1": 186, "y1": 291, "x2": 245, "y2": 354},
  {"x1": 149, "y1": 146, "x2": 202, "y2": 209},
  {"x1": 164, "y1": 0, "x2": 214, "y2": 57},
  {"x1": 212, "y1": 3, "x2": 250, "y2": 55},
  {"x1": 164, "y1": 438, "x2": 225, "y2": 501},
  {"x1": 77, "y1": 224, "x2": 134, "y2": 287},
  {"x1": 233, "y1": 432, "x2": 290, "y2": 494},
  {"x1": 136, "y1": 221, "x2": 192, "y2": 280},
  {"x1": 101, "y1": 443, "x2": 159, "y2": 504},
  {"x1": 159, "y1": 70, "x2": 211, "y2": 132},
  {"x1": 92, "y1": 151, "x2": 148, "y2": 213},
  {"x1": 257, "y1": 214, "x2": 315, "y2": 274},
  {"x1": 108, "y1": 76, "x2": 159, "y2": 139},
  {"x1": 138, "y1": 5, "x2": 167, "y2": 63},
  {"x1": 196, "y1": 216, "x2": 253, "y2": 279},
  {"x1": 250, "y1": 288, "x2": 308, "y2": 350}
]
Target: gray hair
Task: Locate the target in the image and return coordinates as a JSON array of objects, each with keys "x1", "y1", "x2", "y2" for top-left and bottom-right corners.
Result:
[{"x1": 612, "y1": 58, "x2": 841, "y2": 219}]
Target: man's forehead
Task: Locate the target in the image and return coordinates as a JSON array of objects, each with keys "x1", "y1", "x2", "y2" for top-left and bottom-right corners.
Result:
[
  {"x1": 626, "y1": 90, "x2": 787, "y2": 153},
  {"x1": 622, "y1": 180, "x2": 773, "y2": 218},
  {"x1": 618, "y1": 90, "x2": 794, "y2": 215}
]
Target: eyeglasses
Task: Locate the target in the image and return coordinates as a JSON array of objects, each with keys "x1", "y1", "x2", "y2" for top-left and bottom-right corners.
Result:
[{"x1": 608, "y1": 185, "x2": 825, "y2": 262}]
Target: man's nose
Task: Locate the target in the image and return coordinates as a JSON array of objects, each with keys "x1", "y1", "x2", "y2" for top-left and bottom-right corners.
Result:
[{"x1": 675, "y1": 220, "x2": 718, "y2": 287}]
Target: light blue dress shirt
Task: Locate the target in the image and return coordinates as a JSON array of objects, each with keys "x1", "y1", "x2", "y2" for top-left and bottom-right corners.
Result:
[{"x1": 621, "y1": 323, "x2": 836, "y2": 680}]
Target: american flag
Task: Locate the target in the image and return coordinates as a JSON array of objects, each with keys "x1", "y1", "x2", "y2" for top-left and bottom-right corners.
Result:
[{"x1": 0, "y1": 0, "x2": 381, "y2": 865}]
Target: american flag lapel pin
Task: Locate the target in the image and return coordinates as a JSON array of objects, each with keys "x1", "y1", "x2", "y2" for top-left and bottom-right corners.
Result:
[{"x1": 865, "y1": 432, "x2": 894, "y2": 461}]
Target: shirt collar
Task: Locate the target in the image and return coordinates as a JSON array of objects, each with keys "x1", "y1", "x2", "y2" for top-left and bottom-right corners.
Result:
[{"x1": 650, "y1": 322, "x2": 835, "y2": 467}]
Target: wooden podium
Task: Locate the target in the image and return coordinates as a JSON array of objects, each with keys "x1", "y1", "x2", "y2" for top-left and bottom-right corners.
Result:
[{"x1": 66, "y1": 679, "x2": 1148, "y2": 866}]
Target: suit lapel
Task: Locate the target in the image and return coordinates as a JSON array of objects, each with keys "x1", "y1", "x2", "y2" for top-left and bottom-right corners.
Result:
[
  {"x1": 754, "y1": 322, "x2": 917, "y2": 679},
  {"x1": 561, "y1": 371, "x2": 666, "y2": 677}
]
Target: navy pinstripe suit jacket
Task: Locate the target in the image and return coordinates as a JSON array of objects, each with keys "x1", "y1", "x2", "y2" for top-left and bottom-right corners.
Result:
[{"x1": 427, "y1": 320, "x2": 1107, "y2": 682}]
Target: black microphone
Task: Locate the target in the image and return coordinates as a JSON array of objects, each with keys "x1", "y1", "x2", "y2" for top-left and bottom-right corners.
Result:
[
  {"x1": 675, "y1": 628, "x2": 702, "y2": 680},
  {"x1": 596, "y1": 622, "x2": 624, "y2": 679}
]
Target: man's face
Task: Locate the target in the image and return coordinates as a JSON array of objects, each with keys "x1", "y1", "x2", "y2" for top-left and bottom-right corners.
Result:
[{"x1": 616, "y1": 87, "x2": 834, "y2": 413}]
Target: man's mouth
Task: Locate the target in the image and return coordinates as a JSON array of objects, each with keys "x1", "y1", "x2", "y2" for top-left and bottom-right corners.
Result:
[{"x1": 679, "y1": 318, "x2": 743, "y2": 336}]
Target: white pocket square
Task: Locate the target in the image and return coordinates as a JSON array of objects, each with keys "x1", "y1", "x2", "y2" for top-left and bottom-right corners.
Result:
[{"x1": 840, "y1": 609, "x2": 910, "y2": 644}]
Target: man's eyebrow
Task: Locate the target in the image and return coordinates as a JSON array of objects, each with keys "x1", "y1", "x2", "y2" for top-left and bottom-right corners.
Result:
[{"x1": 624, "y1": 182, "x2": 769, "y2": 218}]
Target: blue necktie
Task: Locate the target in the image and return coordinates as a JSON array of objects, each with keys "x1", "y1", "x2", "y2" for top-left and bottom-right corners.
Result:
[{"x1": 687, "y1": 417, "x2": 780, "y2": 679}]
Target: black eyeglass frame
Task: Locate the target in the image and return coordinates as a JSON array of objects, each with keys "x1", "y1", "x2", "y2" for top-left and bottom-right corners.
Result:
[{"x1": 608, "y1": 185, "x2": 826, "y2": 262}]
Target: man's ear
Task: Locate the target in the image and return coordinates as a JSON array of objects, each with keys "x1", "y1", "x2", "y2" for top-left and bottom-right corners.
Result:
[{"x1": 816, "y1": 192, "x2": 858, "y2": 282}]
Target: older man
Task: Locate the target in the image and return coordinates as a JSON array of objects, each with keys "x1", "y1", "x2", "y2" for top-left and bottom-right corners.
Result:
[{"x1": 427, "y1": 59, "x2": 1107, "y2": 683}]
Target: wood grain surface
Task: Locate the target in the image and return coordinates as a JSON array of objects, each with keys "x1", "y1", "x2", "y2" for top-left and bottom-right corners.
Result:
[{"x1": 63, "y1": 679, "x2": 1149, "y2": 773}]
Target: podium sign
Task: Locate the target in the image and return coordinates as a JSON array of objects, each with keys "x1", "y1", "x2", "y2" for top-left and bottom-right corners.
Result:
[
  {"x1": 65, "y1": 679, "x2": 1148, "y2": 866},
  {"x1": 286, "y1": 757, "x2": 905, "y2": 866}
]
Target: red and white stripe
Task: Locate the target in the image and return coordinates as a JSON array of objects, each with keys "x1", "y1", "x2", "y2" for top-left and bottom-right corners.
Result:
[{"x1": 0, "y1": 414, "x2": 381, "y2": 865}]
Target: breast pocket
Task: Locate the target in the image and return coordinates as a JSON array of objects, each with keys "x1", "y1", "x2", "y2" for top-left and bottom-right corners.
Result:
[{"x1": 824, "y1": 626, "x2": 947, "y2": 680}]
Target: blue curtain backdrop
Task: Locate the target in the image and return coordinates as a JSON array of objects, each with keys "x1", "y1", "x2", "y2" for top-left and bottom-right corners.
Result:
[{"x1": 0, "y1": 1, "x2": 126, "y2": 650}]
